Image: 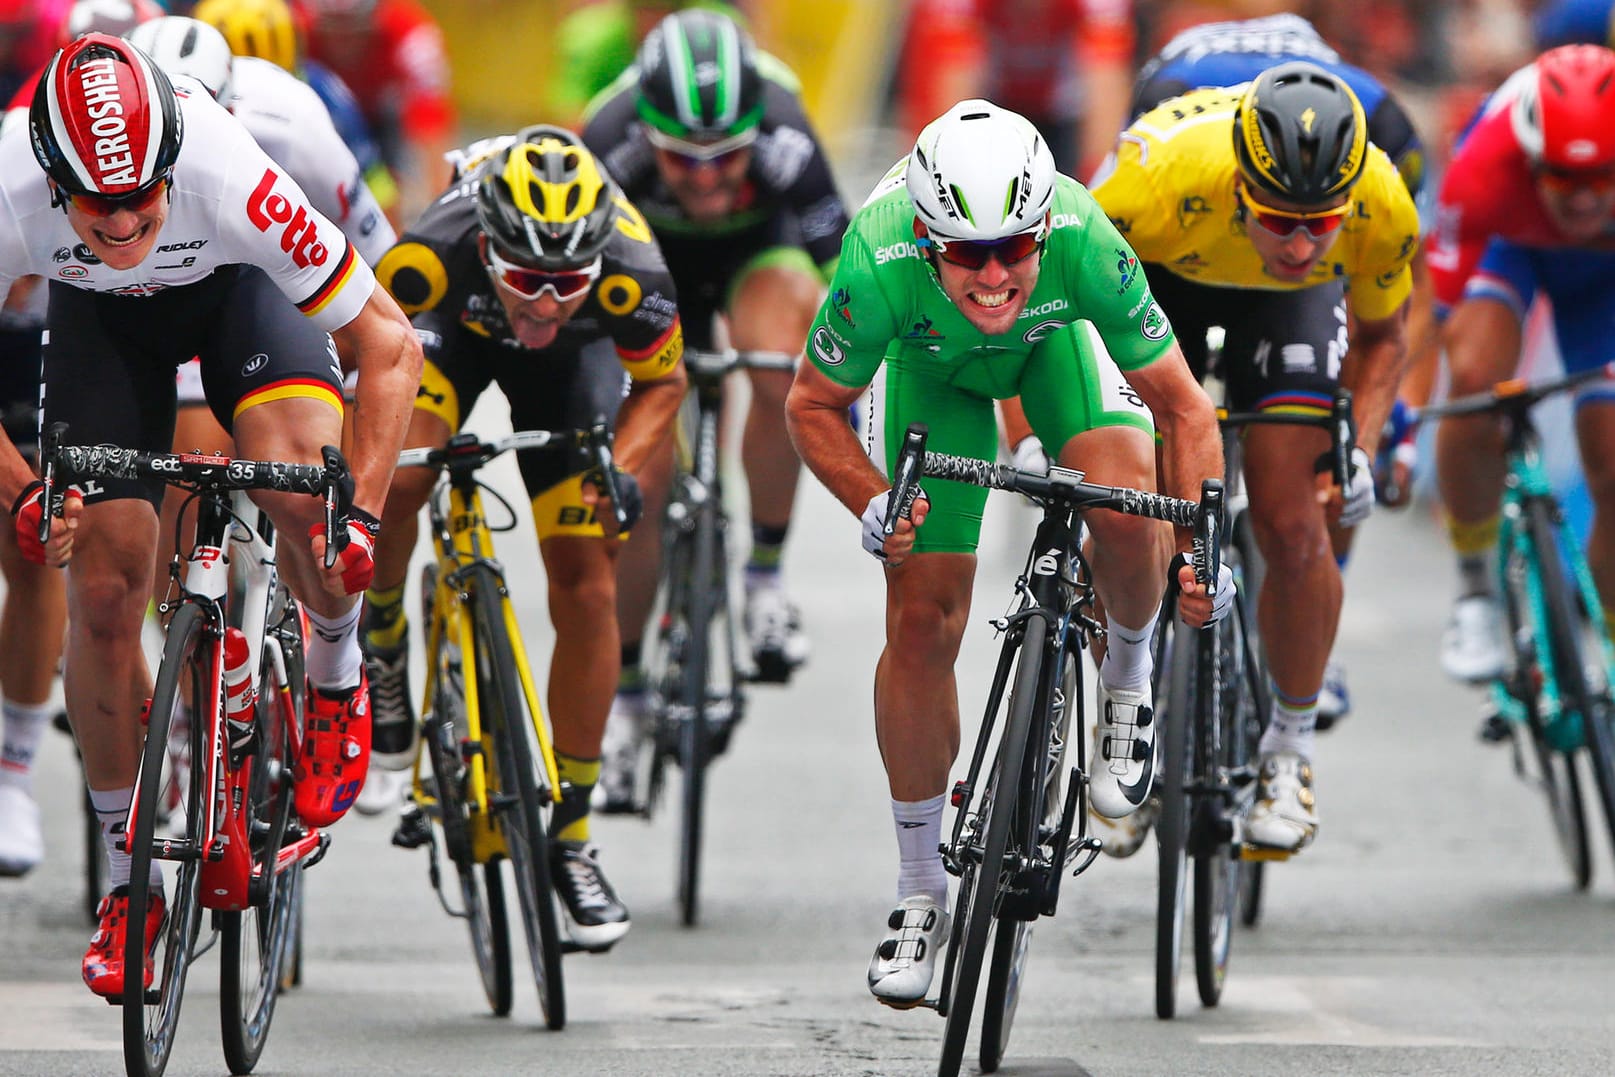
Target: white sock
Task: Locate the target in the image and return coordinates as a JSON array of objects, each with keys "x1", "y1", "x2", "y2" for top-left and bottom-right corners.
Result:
[
  {"x1": 1101, "y1": 606, "x2": 1161, "y2": 693},
  {"x1": 89, "y1": 785, "x2": 160, "y2": 893},
  {"x1": 1260, "y1": 686, "x2": 1318, "y2": 760},
  {"x1": 893, "y1": 794, "x2": 948, "y2": 907},
  {"x1": 305, "y1": 602, "x2": 363, "y2": 692},
  {"x1": 0, "y1": 699, "x2": 52, "y2": 793}
]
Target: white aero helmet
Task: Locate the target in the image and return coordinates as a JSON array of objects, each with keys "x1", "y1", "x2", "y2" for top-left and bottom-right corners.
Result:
[
  {"x1": 129, "y1": 16, "x2": 235, "y2": 104},
  {"x1": 906, "y1": 99, "x2": 1056, "y2": 242}
]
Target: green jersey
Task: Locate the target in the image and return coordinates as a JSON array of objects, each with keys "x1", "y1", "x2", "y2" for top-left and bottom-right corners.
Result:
[
  {"x1": 804, "y1": 167, "x2": 1175, "y2": 554},
  {"x1": 806, "y1": 169, "x2": 1174, "y2": 393}
]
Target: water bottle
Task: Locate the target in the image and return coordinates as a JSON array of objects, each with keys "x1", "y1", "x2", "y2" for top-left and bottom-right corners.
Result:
[{"x1": 223, "y1": 627, "x2": 257, "y2": 763}]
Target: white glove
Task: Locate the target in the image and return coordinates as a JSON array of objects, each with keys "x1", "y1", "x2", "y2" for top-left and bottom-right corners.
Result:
[
  {"x1": 861, "y1": 489, "x2": 894, "y2": 561},
  {"x1": 1009, "y1": 435, "x2": 1050, "y2": 475},
  {"x1": 1338, "y1": 446, "x2": 1375, "y2": 528},
  {"x1": 1206, "y1": 561, "x2": 1236, "y2": 624}
]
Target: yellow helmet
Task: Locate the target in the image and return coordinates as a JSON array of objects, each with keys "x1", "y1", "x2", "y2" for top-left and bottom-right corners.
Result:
[
  {"x1": 192, "y1": 0, "x2": 299, "y2": 72},
  {"x1": 476, "y1": 126, "x2": 620, "y2": 270}
]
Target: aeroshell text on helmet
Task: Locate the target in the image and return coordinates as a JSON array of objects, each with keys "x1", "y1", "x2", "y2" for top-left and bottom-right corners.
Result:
[{"x1": 78, "y1": 58, "x2": 139, "y2": 187}]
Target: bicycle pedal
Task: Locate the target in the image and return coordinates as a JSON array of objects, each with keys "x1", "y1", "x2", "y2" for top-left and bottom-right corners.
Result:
[
  {"x1": 303, "y1": 830, "x2": 332, "y2": 868},
  {"x1": 392, "y1": 805, "x2": 433, "y2": 848},
  {"x1": 874, "y1": 994, "x2": 935, "y2": 1012},
  {"x1": 1238, "y1": 843, "x2": 1293, "y2": 862},
  {"x1": 1477, "y1": 711, "x2": 1513, "y2": 744}
]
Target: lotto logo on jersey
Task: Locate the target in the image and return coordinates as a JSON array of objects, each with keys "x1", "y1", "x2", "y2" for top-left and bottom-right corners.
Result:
[{"x1": 246, "y1": 169, "x2": 330, "y2": 269}]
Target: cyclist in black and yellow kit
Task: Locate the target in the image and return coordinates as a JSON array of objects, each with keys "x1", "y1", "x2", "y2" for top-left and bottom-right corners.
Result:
[
  {"x1": 363, "y1": 127, "x2": 687, "y2": 949},
  {"x1": 1088, "y1": 64, "x2": 1420, "y2": 855}
]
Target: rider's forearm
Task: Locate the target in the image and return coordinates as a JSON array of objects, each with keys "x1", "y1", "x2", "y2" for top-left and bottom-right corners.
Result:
[
  {"x1": 345, "y1": 320, "x2": 424, "y2": 517},
  {"x1": 613, "y1": 369, "x2": 687, "y2": 477},
  {"x1": 1158, "y1": 405, "x2": 1225, "y2": 538},
  {"x1": 785, "y1": 393, "x2": 886, "y2": 517},
  {"x1": 1342, "y1": 305, "x2": 1411, "y2": 460}
]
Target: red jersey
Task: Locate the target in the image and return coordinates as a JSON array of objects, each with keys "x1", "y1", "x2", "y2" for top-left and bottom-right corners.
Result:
[
  {"x1": 299, "y1": 0, "x2": 454, "y2": 144},
  {"x1": 1428, "y1": 62, "x2": 1615, "y2": 307}
]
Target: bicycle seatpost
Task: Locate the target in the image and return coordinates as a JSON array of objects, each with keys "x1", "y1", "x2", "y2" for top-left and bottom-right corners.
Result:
[{"x1": 886, "y1": 423, "x2": 928, "y2": 536}]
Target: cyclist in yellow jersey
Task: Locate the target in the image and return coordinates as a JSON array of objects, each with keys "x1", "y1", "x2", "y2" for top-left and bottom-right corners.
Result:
[{"x1": 1088, "y1": 63, "x2": 1419, "y2": 853}]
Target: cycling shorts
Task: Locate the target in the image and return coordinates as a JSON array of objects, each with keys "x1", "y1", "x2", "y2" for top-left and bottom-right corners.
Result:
[
  {"x1": 412, "y1": 312, "x2": 630, "y2": 539},
  {"x1": 1144, "y1": 264, "x2": 1348, "y2": 414},
  {"x1": 0, "y1": 321, "x2": 42, "y2": 454},
  {"x1": 657, "y1": 214, "x2": 818, "y2": 350},
  {"x1": 1465, "y1": 239, "x2": 1615, "y2": 407},
  {"x1": 862, "y1": 321, "x2": 1154, "y2": 554},
  {"x1": 42, "y1": 269, "x2": 345, "y2": 507}
]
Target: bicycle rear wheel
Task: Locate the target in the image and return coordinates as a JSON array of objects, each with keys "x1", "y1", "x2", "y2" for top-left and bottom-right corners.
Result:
[
  {"x1": 939, "y1": 616, "x2": 1045, "y2": 1077},
  {"x1": 473, "y1": 571, "x2": 565, "y2": 1029},
  {"x1": 1532, "y1": 511, "x2": 1615, "y2": 874},
  {"x1": 1500, "y1": 540, "x2": 1591, "y2": 889},
  {"x1": 124, "y1": 602, "x2": 209, "y2": 1077},
  {"x1": 221, "y1": 588, "x2": 305, "y2": 1073},
  {"x1": 422, "y1": 562, "x2": 513, "y2": 1016},
  {"x1": 980, "y1": 640, "x2": 1075, "y2": 1072},
  {"x1": 1154, "y1": 611, "x2": 1192, "y2": 1020}
]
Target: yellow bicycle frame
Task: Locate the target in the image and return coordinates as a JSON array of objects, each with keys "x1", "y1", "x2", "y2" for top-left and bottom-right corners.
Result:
[{"x1": 411, "y1": 477, "x2": 562, "y2": 865}]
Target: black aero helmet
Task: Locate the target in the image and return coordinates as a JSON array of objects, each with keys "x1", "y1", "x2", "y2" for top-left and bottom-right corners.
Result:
[
  {"x1": 1233, "y1": 61, "x2": 1368, "y2": 204},
  {"x1": 635, "y1": 8, "x2": 763, "y2": 142},
  {"x1": 474, "y1": 125, "x2": 619, "y2": 269}
]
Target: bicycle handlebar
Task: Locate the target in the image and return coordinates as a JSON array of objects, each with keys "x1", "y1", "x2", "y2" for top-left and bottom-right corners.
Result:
[
  {"x1": 39, "y1": 422, "x2": 352, "y2": 554},
  {"x1": 682, "y1": 347, "x2": 796, "y2": 380},
  {"x1": 886, "y1": 422, "x2": 1224, "y2": 589},
  {"x1": 1411, "y1": 360, "x2": 1615, "y2": 424},
  {"x1": 1217, "y1": 385, "x2": 1356, "y2": 490},
  {"x1": 395, "y1": 419, "x2": 627, "y2": 529}
]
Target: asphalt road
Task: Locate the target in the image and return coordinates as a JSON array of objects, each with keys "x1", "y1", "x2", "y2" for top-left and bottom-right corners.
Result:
[{"x1": 4, "y1": 407, "x2": 1615, "y2": 1077}]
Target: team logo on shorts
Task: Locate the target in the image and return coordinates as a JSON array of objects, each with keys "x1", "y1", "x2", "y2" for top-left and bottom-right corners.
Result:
[{"x1": 242, "y1": 353, "x2": 268, "y2": 376}]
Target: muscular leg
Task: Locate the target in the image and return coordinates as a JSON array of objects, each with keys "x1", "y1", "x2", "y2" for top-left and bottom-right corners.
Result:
[
  {"x1": 153, "y1": 405, "x2": 232, "y2": 606},
  {"x1": 1063, "y1": 425, "x2": 1171, "y2": 637},
  {"x1": 1576, "y1": 401, "x2": 1615, "y2": 622},
  {"x1": 541, "y1": 534, "x2": 622, "y2": 762},
  {"x1": 1435, "y1": 299, "x2": 1522, "y2": 543}
]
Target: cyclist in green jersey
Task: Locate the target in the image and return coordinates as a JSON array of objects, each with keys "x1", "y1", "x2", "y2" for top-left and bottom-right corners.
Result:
[{"x1": 785, "y1": 99, "x2": 1228, "y2": 1007}]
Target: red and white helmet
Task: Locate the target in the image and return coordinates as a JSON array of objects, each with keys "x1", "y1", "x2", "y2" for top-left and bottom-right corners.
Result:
[
  {"x1": 29, "y1": 33, "x2": 183, "y2": 197},
  {"x1": 1511, "y1": 44, "x2": 1615, "y2": 170}
]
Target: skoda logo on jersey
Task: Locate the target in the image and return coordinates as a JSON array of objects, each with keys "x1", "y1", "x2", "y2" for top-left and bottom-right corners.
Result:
[
  {"x1": 811, "y1": 325, "x2": 846, "y2": 366},
  {"x1": 1023, "y1": 320, "x2": 1064, "y2": 344},
  {"x1": 1018, "y1": 298, "x2": 1068, "y2": 319},
  {"x1": 241, "y1": 353, "x2": 269, "y2": 377},
  {"x1": 1140, "y1": 301, "x2": 1169, "y2": 341}
]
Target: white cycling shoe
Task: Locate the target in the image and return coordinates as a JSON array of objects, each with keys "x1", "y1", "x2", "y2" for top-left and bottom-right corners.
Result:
[
  {"x1": 867, "y1": 895, "x2": 949, "y2": 1008},
  {"x1": 1245, "y1": 751, "x2": 1318, "y2": 852},
  {"x1": 1089, "y1": 682, "x2": 1156, "y2": 819},
  {"x1": 1440, "y1": 593, "x2": 1506, "y2": 684}
]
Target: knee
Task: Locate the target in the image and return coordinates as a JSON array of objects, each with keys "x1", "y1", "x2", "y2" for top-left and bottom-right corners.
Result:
[
  {"x1": 1087, "y1": 511, "x2": 1168, "y2": 563},
  {"x1": 1251, "y1": 509, "x2": 1331, "y2": 575},
  {"x1": 72, "y1": 573, "x2": 145, "y2": 640},
  {"x1": 889, "y1": 592, "x2": 965, "y2": 660},
  {"x1": 546, "y1": 558, "x2": 616, "y2": 618}
]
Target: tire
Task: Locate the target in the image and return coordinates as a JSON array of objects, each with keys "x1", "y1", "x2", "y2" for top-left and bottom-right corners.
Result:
[
  {"x1": 1501, "y1": 541, "x2": 1592, "y2": 889},
  {"x1": 1154, "y1": 612, "x2": 1192, "y2": 1021},
  {"x1": 124, "y1": 602, "x2": 210, "y2": 1077},
  {"x1": 472, "y1": 571, "x2": 565, "y2": 1030},
  {"x1": 980, "y1": 641, "x2": 1075, "y2": 1071},
  {"x1": 221, "y1": 589, "x2": 304, "y2": 1073},
  {"x1": 675, "y1": 481, "x2": 722, "y2": 928},
  {"x1": 1193, "y1": 546, "x2": 1256, "y2": 1008},
  {"x1": 422, "y1": 564, "x2": 513, "y2": 1017},
  {"x1": 1531, "y1": 510, "x2": 1615, "y2": 876},
  {"x1": 939, "y1": 617, "x2": 1045, "y2": 1077}
]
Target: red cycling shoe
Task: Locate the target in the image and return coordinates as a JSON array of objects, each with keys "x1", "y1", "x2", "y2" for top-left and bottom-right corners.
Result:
[
  {"x1": 294, "y1": 671, "x2": 372, "y2": 827},
  {"x1": 84, "y1": 886, "x2": 167, "y2": 998}
]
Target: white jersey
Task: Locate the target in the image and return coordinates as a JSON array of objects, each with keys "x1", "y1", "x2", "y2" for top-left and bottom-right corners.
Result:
[
  {"x1": 225, "y1": 56, "x2": 395, "y2": 266},
  {"x1": 0, "y1": 81, "x2": 375, "y2": 334}
]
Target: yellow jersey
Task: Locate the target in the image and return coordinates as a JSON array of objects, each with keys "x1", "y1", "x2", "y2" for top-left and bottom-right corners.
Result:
[{"x1": 1090, "y1": 86, "x2": 1419, "y2": 322}]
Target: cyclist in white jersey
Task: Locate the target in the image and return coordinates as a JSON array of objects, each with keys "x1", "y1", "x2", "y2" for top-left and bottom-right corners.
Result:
[{"x1": 0, "y1": 33, "x2": 421, "y2": 998}]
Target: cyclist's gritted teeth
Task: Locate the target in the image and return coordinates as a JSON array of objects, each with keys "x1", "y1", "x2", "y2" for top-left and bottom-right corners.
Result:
[
  {"x1": 968, "y1": 287, "x2": 1016, "y2": 310},
  {"x1": 95, "y1": 219, "x2": 152, "y2": 248}
]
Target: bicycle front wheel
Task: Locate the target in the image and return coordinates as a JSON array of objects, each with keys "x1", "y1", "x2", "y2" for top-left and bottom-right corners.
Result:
[
  {"x1": 1154, "y1": 606, "x2": 1193, "y2": 1020},
  {"x1": 1500, "y1": 539, "x2": 1591, "y2": 889},
  {"x1": 422, "y1": 562, "x2": 513, "y2": 1016},
  {"x1": 1532, "y1": 510, "x2": 1615, "y2": 873},
  {"x1": 124, "y1": 602, "x2": 209, "y2": 1077},
  {"x1": 221, "y1": 587, "x2": 305, "y2": 1073},
  {"x1": 980, "y1": 638, "x2": 1075, "y2": 1072},
  {"x1": 676, "y1": 491, "x2": 722, "y2": 927},
  {"x1": 473, "y1": 570, "x2": 565, "y2": 1029},
  {"x1": 939, "y1": 616, "x2": 1046, "y2": 1077}
]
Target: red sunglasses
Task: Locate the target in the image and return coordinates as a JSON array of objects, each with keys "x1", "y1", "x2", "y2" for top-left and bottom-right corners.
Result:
[
  {"x1": 63, "y1": 173, "x2": 171, "y2": 218},
  {"x1": 1237, "y1": 184, "x2": 1350, "y2": 240},
  {"x1": 484, "y1": 244, "x2": 601, "y2": 302},
  {"x1": 927, "y1": 230, "x2": 1044, "y2": 271},
  {"x1": 1536, "y1": 163, "x2": 1615, "y2": 195}
]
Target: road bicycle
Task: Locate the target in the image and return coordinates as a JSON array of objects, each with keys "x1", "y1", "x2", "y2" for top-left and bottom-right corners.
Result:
[
  {"x1": 41, "y1": 424, "x2": 343, "y2": 1077},
  {"x1": 1414, "y1": 363, "x2": 1615, "y2": 889},
  {"x1": 883, "y1": 423, "x2": 1221, "y2": 1077},
  {"x1": 389, "y1": 423, "x2": 627, "y2": 1029},
  {"x1": 1152, "y1": 388, "x2": 1354, "y2": 1019},
  {"x1": 630, "y1": 347, "x2": 795, "y2": 927}
]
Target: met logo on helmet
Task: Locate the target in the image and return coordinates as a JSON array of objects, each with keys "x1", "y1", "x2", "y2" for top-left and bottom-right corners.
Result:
[
  {"x1": 246, "y1": 169, "x2": 330, "y2": 269},
  {"x1": 77, "y1": 58, "x2": 138, "y2": 187}
]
